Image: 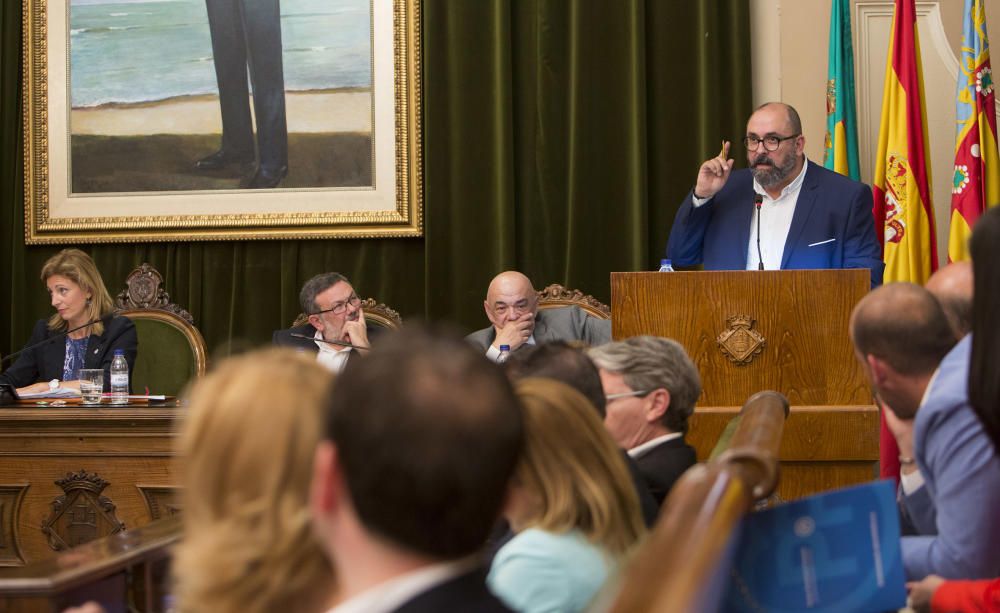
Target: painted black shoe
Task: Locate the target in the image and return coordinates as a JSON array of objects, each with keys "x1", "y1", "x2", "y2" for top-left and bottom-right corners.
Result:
[
  {"x1": 194, "y1": 150, "x2": 254, "y2": 172},
  {"x1": 239, "y1": 165, "x2": 288, "y2": 189}
]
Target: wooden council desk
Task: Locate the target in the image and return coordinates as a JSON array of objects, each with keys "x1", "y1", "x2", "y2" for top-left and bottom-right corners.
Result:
[{"x1": 0, "y1": 405, "x2": 179, "y2": 567}]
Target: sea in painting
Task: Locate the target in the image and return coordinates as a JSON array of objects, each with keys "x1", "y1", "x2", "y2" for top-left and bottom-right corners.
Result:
[{"x1": 68, "y1": 0, "x2": 374, "y2": 192}]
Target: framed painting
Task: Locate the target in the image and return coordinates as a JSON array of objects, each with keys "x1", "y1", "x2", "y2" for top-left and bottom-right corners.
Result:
[{"x1": 22, "y1": 0, "x2": 422, "y2": 243}]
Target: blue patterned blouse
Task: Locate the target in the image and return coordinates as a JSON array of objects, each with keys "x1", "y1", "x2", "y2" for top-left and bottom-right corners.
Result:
[{"x1": 63, "y1": 336, "x2": 89, "y2": 381}]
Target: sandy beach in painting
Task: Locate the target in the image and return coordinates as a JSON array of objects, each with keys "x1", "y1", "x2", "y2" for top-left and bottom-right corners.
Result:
[{"x1": 71, "y1": 88, "x2": 373, "y2": 136}]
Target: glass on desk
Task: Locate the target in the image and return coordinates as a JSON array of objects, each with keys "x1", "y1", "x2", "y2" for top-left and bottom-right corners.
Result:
[{"x1": 79, "y1": 369, "x2": 104, "y2": 405}]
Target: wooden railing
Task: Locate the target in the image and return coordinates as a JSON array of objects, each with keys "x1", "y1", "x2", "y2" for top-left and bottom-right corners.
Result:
[
  {"x1": 0, "y1": 516, "x2": 180, "y2": 613},
  {"x1": 609, "y1": 390, "x2": 790, "y2": 613}
]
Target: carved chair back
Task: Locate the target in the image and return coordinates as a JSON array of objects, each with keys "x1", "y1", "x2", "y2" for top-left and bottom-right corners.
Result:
[
  {"x1": 115, "y1": 264, "x2": 207, "y2": 395},
  {"x1": 535, "y1": 283, "x2": 611, "y2": 320}
]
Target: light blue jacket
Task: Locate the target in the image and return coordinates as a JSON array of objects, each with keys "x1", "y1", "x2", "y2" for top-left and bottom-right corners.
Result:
[
  {"x1": 901, "y1": 335, "x2": 1000, "y2": 579},
  {"x1": 487, "y1": 529, "x2": 613, "y2": 613}
]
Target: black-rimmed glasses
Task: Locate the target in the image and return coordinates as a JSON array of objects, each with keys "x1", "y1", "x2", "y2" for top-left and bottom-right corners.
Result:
[
  {"x1": 743, "y1": 134, "x2": 800, "y2": 152},
  {"x1": 311, "y1": 294, "x2": 361, "y2": 316}
]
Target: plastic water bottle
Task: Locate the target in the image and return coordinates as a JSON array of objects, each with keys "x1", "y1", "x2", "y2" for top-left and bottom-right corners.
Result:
[
  {"x1": 110, "y1": 349, "x2": 129, "y2": 405},
  {"x1": 658, "y1": 258, "x2": 675, "y2": 272},
  {"x1": 496, "y1": 344, "x2": 511, "y2": 364}
]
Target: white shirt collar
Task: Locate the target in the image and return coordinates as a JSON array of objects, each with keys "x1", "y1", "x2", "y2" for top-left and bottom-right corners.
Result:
[
  {"x1": 628, "y1": 432, "x2": 684, "y2": 458},
  {"x1": 314, "y1": 329, "x2": 351, "y2": 374},
  {"x1": 324, "y1": 557, "x2": 477, "y2": 613}
]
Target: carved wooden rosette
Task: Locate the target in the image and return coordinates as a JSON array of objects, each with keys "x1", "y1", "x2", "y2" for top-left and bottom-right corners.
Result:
[
  {"x1": 41, "y1": 471, "x2": 125, "y2": 551},
  {"x1": 716, "y1": 315, "x2": 766, "y2": 365},
  {"x1": 114, "y1": 263, "x2": 194, "y2": 324}
]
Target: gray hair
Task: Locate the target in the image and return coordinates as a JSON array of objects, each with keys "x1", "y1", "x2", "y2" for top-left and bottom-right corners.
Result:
[
  {"x1": 588, "y1": 336, "x2": 702, "y2": 433},
  {"x1": 299, "y1": 272, "x2": 349, "y2": 314}
]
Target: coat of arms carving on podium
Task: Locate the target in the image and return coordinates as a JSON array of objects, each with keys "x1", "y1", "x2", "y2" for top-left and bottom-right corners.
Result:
[
  {"x1": 717, "y1": 315, "x2": 766, "y2": 365},
  {"x1": 41, "y1": 471, "x2": 125, "y2": 551}
]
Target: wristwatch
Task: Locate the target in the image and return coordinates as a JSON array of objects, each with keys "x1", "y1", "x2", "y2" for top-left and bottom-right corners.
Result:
[{"x1": 48, "y1": 379, "x2": 59, "y2": 391}]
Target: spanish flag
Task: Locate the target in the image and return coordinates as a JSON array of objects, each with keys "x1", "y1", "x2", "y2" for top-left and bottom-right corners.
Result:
[
  {"x1": 949, "y1": 0, "x2": 1000, "y2": 262},
  {"x1": 872, "y1": 0, "x2": 937, "y2": 284},
  {"x1": 823, "y1": 0, "x2": 861, "y2": 180}
]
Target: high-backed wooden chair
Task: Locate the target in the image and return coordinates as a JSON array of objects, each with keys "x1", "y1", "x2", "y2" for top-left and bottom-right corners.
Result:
[
  {"x1": 291, "y1": 297, "x2": 403, "y2": 330},
  {"x1": 115, "y1": 263, "x2": 207, "y2": 395},
  {"x1": 535, "y1": 283, "x2": 610, "y2": 320}
]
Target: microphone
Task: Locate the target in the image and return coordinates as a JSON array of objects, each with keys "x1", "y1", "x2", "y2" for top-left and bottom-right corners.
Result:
[
  {"x1": 754, "y1": 193, "x2": 764, "y2": 271},
  {"x1": 290, "y1": 333, "x2": 370, "y2": 351},
  {"x1": 1, "y1": 317, "x2": 106, "y2": 367}
]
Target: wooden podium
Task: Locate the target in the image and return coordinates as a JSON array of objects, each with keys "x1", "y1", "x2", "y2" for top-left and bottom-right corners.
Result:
[{"x1": 611, "y1": 270, "x2": 879, "y2": 500}]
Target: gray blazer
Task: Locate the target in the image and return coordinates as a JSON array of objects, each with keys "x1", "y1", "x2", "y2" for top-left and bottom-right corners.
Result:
[
  {"x1": 465, "y1": 306, "x2": 611, "y2": 351},
  {"x1": 900, "y1": 334, "x2": 1000, "y2": 580}
]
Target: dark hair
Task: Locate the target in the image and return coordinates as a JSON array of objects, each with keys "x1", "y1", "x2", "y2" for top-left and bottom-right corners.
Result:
[
  {"x1": 323, "y1": 325, "x2": 523, "y2": 559},
  {"x1": 851, "y1": 283, "x2": 957, "y2": 375},
  {"x1": 299, "y1": 272, "x2": 349, "y2": 314},
  {"x1": 504, "y1": 341, "x2": 607, "y2": 417},
  {"x1": 970, "y1": 206, "x2": 1000, "y2": 452}
]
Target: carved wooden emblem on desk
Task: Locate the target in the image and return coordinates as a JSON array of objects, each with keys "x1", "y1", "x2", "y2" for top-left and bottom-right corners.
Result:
[
  {"x1": 717, "y1": 315, "x2": 766, "y2": 365},
  {"x1": 42, "y1": 471, "x2": 125, "y2": 551},
  {"x1": 0, "y1": 485, "x2": 29, "y2": 565}
]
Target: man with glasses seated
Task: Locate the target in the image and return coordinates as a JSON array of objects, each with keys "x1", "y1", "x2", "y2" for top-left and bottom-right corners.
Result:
[
  {"x1": 666, "y1": 102, "x2": 884, "y2": 287},
  {"x1": 588, "y1": 336, "x2": 701, "y2": 507},
  {"x1": 273, "y1": 272, "x2": 377, "y2": 373},
  {"x1": 466, "y1": 271, "x2": 610, "y2": 362}
]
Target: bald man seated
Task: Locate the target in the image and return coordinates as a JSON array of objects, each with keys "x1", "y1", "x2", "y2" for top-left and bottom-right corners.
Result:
[
  {"x1": 925, "y1": 261, "x2": 973, "y2": 340},
  {"x1": 466, "y1": 271, "x2": 611, "y2": 362}
]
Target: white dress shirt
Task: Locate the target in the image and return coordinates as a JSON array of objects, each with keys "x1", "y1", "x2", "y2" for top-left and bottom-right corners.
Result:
[
  {"x1": 627, "y1": 432, "x2": 684, "y2": 458},
  {"x1": 745, "y1": 160, "x2": 808, "y2": 270},
  {"x1": 314, "y1": 329, "x2": 351, "y2": 374},
  {"x1": 324, "y1": 558, "x2": 477, "y2": 613},
  {"x1": 691, "y1": 159, "x2": 809, "y2": 271}
]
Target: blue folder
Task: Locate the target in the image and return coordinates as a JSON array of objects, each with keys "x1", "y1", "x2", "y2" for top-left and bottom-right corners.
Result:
[{"x1": 722, "y1": 480, "x2": 907, "y2": 612}]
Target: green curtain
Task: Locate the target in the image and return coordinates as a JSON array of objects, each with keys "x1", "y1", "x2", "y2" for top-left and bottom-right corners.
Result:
[{"x1": 0, "y1": 0, "x2": 751, "y2": 360}]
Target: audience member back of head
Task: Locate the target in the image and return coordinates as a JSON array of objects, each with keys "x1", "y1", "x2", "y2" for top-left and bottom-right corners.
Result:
[{"x1": 311, "y1": 324, "x2": 523, "y2": 613}]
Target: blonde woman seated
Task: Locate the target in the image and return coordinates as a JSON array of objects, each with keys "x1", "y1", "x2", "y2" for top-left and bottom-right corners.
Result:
[
  {"x1": 489, "y1": 378, "x2": 646, "y2": 613},
  {"x1": 172, "y1": 348, "x2": 336, "y2": 613}
]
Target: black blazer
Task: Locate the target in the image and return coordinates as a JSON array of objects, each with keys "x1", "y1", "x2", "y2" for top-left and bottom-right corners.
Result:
[
  {"x1": 634, "y1": 436, "x2": 697, "y2": 507},
  {"x1": 393, "y1": 568, "x2": 512, "y2": 613},
  {"x1": 0, "y1": 315, "x2": 138, "y2": 392},
  {"x1": 272, "y1": 322, "x2": 384, "y2": 353}
]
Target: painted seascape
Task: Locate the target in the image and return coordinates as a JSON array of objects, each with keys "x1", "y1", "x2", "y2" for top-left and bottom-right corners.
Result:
[{"x1": 69, "y1": 0, "x2": 373, "y2": 192}]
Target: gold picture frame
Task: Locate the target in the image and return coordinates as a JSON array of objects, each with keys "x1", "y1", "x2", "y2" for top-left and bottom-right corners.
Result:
[{"x1": 22, "y1": 0, "x2": 422, "y2": 243}]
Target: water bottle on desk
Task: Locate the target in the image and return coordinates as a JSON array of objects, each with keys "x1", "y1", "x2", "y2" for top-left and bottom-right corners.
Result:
[
  {"x1": 110, "y1": 349, "x2": 129, "y2": 405},
  {"x1": 658, "y1": 258, "x2": 675, "y2": 272},
  {"x1": 496, "y1": 344, "x2": 511, "y2": 364}
]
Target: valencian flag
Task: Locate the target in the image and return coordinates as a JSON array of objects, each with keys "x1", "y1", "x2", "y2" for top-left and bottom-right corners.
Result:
[
  {"x1": 823, "y1": 0, "x2": 861, "y2": 180},
  {"x1": 950, "y1": 0, "x2": 1000, "y2": 262},
  {"x1": 872, "y1": 0, "x2": 937, "y2": 284}
]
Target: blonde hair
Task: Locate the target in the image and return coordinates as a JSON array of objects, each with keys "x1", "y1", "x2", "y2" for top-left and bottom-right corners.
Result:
[
  {"x1": 41, "y1": 248, "x2": 114, "y2": 336},
  {"x1": 514, "y1": 378, "x2": 646, "y2": 556},
  {"x1": 173, "y1": 349, "x2": 336, "y2": 613}
]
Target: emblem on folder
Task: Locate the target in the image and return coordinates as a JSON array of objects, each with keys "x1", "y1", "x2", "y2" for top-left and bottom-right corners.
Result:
[
  {"x1": 41, "y1": 470, "x2": 124, "y2": 551},
  {"x1": 717, "y1": 315, "x2": 766, "y2": 365}
]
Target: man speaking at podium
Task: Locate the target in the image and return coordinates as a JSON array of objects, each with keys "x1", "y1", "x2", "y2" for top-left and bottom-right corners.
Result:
[{"x1": 666, "y1": 102, "x2": 884, "y2": 287}]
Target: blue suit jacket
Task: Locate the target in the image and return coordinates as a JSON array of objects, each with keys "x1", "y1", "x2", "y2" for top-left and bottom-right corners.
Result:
[
  {"x1": 900, "y1": 335, "x2": 1000, "y2": 580},
  {"x1": 666, "y1": 161, "x2": 884, "y2": 287}
]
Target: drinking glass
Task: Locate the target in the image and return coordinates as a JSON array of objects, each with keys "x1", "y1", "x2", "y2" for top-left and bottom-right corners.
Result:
[{"x1": 79, "y1": 369, "x2": 104, "y2": 405}]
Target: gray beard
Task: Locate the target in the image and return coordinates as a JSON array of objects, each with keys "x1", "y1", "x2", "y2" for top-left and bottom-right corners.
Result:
[{"x1": 751, "y1": 155, "x2": 799, "y2": 189}]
